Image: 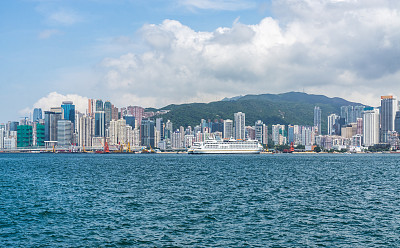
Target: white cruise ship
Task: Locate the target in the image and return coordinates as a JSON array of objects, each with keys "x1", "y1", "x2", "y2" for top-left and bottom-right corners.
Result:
[{"x1": 188, "y1": 138, "x2": 263, "y2": 154}]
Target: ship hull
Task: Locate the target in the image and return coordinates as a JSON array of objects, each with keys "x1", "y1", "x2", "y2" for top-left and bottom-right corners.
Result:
[{"x1": 188, "y1": 149, "x2": 261, "y2": 154}]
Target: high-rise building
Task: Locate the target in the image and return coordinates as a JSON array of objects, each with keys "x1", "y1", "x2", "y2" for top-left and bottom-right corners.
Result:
[
  {"x1": 395, "y1": 111, "x2": 400, "y2": 133},
  {"x1": 88, "y1": 99, "x2": 95, "y2": 117},
  {"x1": 356, "y1": 118, "x2": 363, "y2": 135},
  {"x1": 96, "y1": 99, "x2": 104, "y2": 112},
  {"x1": 314, "y1": 106, "x2": 321, "y2": 135},
  {"x1": 0, "y1": 128, "x2": 5, "y2": 149},
  {"x1": 124, "y1": 115, "x2": 136, "y2": 129},
  {"x1": 171, "y1": 131, "x2": 182, "y2": 149},
  {"x1": 78, "y1": 116, "x2": 95, "y2": 147},
  {"x1": 363, "y1": 107, "x2": 380, "y2": 146},
  {"x1": 234, "y1": 112, "x2": 245, "y2": 140},
  {"x1": 165, "y1": 120, "x2": 173, "y2": 140},
  {"x1": 223, "y1": 119, "x2": 234, "y2": 139},
  {"x1": 341, "y1": 123, "x2": 357, "y2": 139},
  {"x1": 354, "y1": 106, "x2": 365, "y2": 120},
  {"x1": 327, "y1": 114, "x2": 340, "y2": 136},
  {"x1": 51, "y1": 107, "x2": 63, "y2": 114},
  {"x1": 10, "y1": 121, "x2": 19, "y2": 132},
  {"x1": 127, "y1": 106, "x2": 145, "y2": 126},
  {"x1": 95, "y1": 111, "x2": 106, "y2": 137},
  {"x1": 301, "y1": 126, "x2": 313, "y2": 146},
  {"x1": 141, "y1": 119, "x2": 155, "y2": 148},
  {"x1": 341, "y1": 105, "x2": 354, "y2": 124},
  {"x1": 292, "y1": 125, "x2": 301, "y2": 145},
  {"x1": 288, "y1": 124, "x2": 294, "y2": 144},
  {"x1": 272, "y1": 124, "x2": 286, "y2": 145},
  {"x1": 246, "y1": 126, "x2": 255, "y2": 140},
  {"x1": 211, "y1": 120, "x2": 224, "y2": 133},
  {"x1": 341, "y1": 105, "x2": 366, "y2": 125},
  {"x1": 44, "y1": 111, "x2": 61, "y2": 141},
  {"x1": 35, "y1": 123, "x2": 45, "y2": 147},
  {"x1": 61, "y1": 101, "x2": 75, "y2": 125},
  {"x1": 104, "y1": 101, "x2": 112, "y2": 127},
  {"x1": 109, "y1": 119, "x2": 128, "y2": 145},
  {"x1": 380, "y1": 95, "x2": 398, "y2": 143},
  {"x1": 255, "y1": 120, "x2": 267, "y2": 145},
  {"x1": 57, "y1": 120, "x2": 73, "y2": 147},
  {"x1": 17, "y1": 125, "x2": 33, "y2": 147},
  {"x1": 33, "y1": 108, "x2": 42, "y2": 122},
  {"x1": 111, "y1": 104, "x2": 119, "y2": 120},
  {"x1": 156, "y1": 118, "x2": 164, "y2": 140}
]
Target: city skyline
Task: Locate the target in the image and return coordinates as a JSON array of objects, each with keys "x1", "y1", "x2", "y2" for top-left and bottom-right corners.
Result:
[
  {"x1": 2, "y1": 0, "x2": 400, "y2": 123},
  {"x1": 2, "y1": 92, "x2": 400, "y2": 152}
]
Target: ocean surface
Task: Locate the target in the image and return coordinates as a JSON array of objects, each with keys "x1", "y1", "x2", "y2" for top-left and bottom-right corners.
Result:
[{"x1": 1, "y1": 153, "x2": 400, "y2": 247}]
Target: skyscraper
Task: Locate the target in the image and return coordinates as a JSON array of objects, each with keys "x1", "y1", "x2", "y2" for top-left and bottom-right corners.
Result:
[
  {"x1": 165, "y1": 120, "x2": 173, "y2": 140},
  {"x1": 156, "y1": 118, "x2": 164, "y2": 140},
  {"x1": 95, "y1": 111, "x2": 106, "y2": 137},
  {"x1": 111, "y1": 104, "x2": 119, "y2": 120},
  {"x1": 127, "y1": 106, "x2": 145, "y2": 126},
  {"x1": 141, "y1": 119, "x2": 155, "y2": 148},
  {"x1": 96, "y1": 99, "x2": 104, "y2": 112},
  {"x1": 341, "y1": 106, "x2": 353, "y2": 124},
  {"x1": 363, "y1": 107, "x2": 380, "y2": 146},
  {"x1": 61, "y1": 101, "x2": 75, "y2": 125},
  {"x1": 104, "y1": 101, "x2": 112, "y2": 127},
  {"x1": 223, "y1": 119, "x2": 234, "y2": 139},
  {"x1": 9, "y1": 121, "x2": 19, "y2": 132},
  {"x1": 88, "y1": 99, "x2": 95, "y2": 117},
  {"x1": 354, "y1": 106, "x2": 365, "y2": 120},
  {"x1": 288, "y1": 124, "x2": 294, "y2": 144},
  {"x1": 234, "y1": 112, "x2": 245, "y2": 140},
  {"x1": 272, "y1": 124, "x2": 286, "y2": 145},
  {"x1": 395, "y1": 111, "x2": 400, "y2": 134},
  {"x1": 327, "y1": 114, "x2": 340, "y2": 136},
  {"x1": 380, "y1": 95, "x2": 398, "y2": 143},
  {"x1": 33, "y1": 108, "x2": 42, "y2": 122},
  {"x1": 78, "y1": 115, "x2": 94, "y2": 147},
  {"x1": 44, "y1": 111, "x2": 61, "y2": 141},
  {"x1": 124, "y1": 115, "x2": 136, "y2": 129},
  {"x1": 314, "y1": 106, "x2": 321, "y2": 134},
  {"x1": 57, "y1": 120, "x2": 73, "y2": 147},
  {"x1": 255, "y1": 120, "x2": 267, "y2": 144}
]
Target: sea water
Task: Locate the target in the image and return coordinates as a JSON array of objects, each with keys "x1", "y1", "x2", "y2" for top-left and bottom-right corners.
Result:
[{"x1": 1, "y1": 153, "x2": 399, "y2": 247}]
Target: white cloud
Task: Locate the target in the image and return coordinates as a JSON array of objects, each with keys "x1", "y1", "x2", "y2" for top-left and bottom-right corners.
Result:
[
  {"x1": 179, "y1": 0, "x2": 256, "y2": 11},
  {"x1": 38, "y1": 29, "x2": 62, "y2": 39},
  {"x1": 110, "y1": 0, "x2": 400, "y2": 107},
  {"x1": 28, "y1": 0, "x2": 400, "y2": 110},
  {"x1": 47, "y1": 9, "x2": 82, "y2": 25},
  {"x1": 20, "y1": 92, "x2": 89, "y2": 116}
]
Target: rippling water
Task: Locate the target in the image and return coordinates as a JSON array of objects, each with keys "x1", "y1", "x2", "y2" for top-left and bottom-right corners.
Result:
[{"x1": 1, "y1": 153, "x2": 400, "y2": 247}]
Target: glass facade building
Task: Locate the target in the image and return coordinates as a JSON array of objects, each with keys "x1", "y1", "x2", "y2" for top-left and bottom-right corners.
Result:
[
  {"x1": 33, "y1": 108, "x2": 42, "y2": 122},
  {"x1": 141, "y1": 119, "x2": 155, "y2": 148},
  {"x1": 104, "y1": 101, "x2": 112, "y2": 127},
  {"x1": 61, "y1": 101, "x2": 75, "y2": 125},
  {"x1": 45, "y1": 111, "x2": 61, "y2": 141},
  {"x1": 96, "y1": 100, "x2": 104, "y2": 112},
  {"x1": 380, "y1": 96, "x2": 398, "y2": 143},
  {"x1": 95, "y1": 111, "x2": 105, "y2": 137}
]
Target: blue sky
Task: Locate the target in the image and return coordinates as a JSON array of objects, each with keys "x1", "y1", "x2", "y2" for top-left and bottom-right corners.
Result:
[{"x1": 2, "y1": 0, "x2": 400, "y2": 123}]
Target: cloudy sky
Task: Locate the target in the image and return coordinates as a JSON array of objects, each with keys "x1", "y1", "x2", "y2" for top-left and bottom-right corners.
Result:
[{"x1": 1, "y1": 0, "x2": 400, "y2": 123}]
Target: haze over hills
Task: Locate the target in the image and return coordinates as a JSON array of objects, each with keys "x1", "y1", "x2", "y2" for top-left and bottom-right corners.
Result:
[{"x1": 153, "y1": 92, "x2": 367, "y2": 134}]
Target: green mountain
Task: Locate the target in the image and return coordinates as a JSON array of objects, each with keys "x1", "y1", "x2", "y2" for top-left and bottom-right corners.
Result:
[{"x1": 152, "y1": 92, "x2": 367, "y2": 134}]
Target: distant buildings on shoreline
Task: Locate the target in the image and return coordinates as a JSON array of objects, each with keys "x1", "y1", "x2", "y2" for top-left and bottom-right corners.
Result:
[{"x1": 1, "y1": 95, "x2": 400, "y2": 152}]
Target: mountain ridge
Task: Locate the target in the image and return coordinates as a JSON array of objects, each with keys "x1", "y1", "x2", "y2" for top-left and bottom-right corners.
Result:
[{"x1": 151, "y1": 92, "x2": 367, "y2": 134}]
